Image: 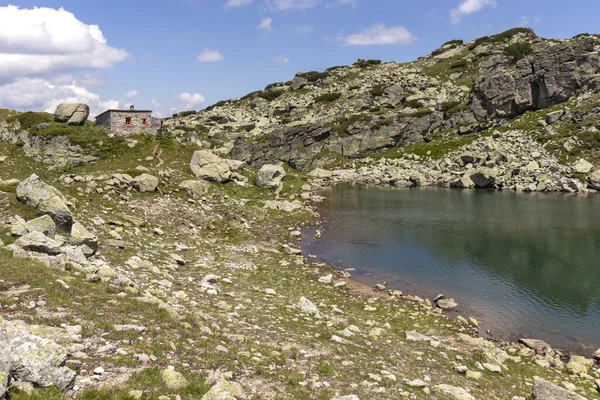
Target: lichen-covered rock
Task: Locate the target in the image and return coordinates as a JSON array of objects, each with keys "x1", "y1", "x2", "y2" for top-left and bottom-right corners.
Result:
[
  {"x1": 256, "y1": 164, "x2": 286, "y2": 190},
  {"x1": 13, "y1": 231, "x2": 62, "y2": 255},
  {"x1": 24, "y1": 215, "x2": 56, "y2": 238},
  {"x1": 179, "y1": 180, "x2": 212, "y2": 198},
  {"x1": 0, "y1": 317, "x2": 76, "y2": 393},
  {"x1": 131, "y1": 173, "x2": 159, "y2": 192},
  {"x1": 190, "y1": 150, "x2": 244, "y2": 183},
  {"x1": 16, "y1": 174, "x2": 73, "y2": 227},
  {"x1": 433, "y1": 384, "x2": 475, "y2": 400},
  {"x1": 0, "y1": 358, "x2": 10, "y2": 399},
  {"x1": 532, "y1": 376, "x2": 585, "y2": 399},
  {"x1": 160, "y1": 366, "x2": 188, "y2": 389},
  {"x1": 70, "y1": 221, "x2": 98, "y2": 252},
  {"x1": 201, "y1": 379, "x2": 246, "y2": 400},
  {"x1": 54, "y1": 103, "x2": 89, "y2": 125},
  {"x1": 572, "y1": 158, "x2": 593, "y2": 174}
]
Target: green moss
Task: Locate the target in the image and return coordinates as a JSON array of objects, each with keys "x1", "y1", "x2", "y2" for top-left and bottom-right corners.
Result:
[{"x1": 314, "y1": 92, "x2": 342, "y2": 103}]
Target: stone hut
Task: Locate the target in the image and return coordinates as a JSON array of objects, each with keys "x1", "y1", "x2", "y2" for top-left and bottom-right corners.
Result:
[{"x1": 95, "y1": 105, "x2": 161, "y2": 136}]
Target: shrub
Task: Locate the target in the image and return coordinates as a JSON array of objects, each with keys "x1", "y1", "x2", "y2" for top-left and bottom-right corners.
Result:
[
  {"x1": 469, "y1": 27, "x2": 536, "y2": 50},
  {"x1": 177, "y1": 110, "x2": 196, "y2": 117},
  {"x1": 450, "y1": 59, "x2": 468, "y2": 69},
  {"x1": 325, "y1": 65, "x2": 346, "y2": 72},
  {"x1": 299, "y1": 71, "x2": 329, "y2": 82},
  {"x1": 314, "y1": 92, "x2": 342, "y2": 103},
  {"x1": 354, "y1": 59, "x2": 382, "y2": 68},
  {"x1": 404, "y1": 99, "x2": 425, "y2": 109},
  {"x1": 370, "y1": 85, "x2": 387, "y2": 97},
  {"x1": 398, "y1": 108, "x2": 434, "y2": 118},
  {"x1": 504, "y1": 41, "x2": 533, "y2": 63},
  {"x1": 6, "y1": 112, "x2": 53, "y2": 130},
  {"x1": 258, "y1": 89, "x2": 285, "y2": 101},
  {"x1": 441, "y1": 101, "x2": 461, "y2": 111},
  {"x1": 443, "y1": 39, "x2": 464, "y2": 47}
]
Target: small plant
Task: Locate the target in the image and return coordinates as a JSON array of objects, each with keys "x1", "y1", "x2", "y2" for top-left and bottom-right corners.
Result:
[
  {"x1": 354, "y1": 59, "x2": 382, "y2": 68},
  {"x1": 258, "y1": 89, "x2": 285, "y2": 101},
  {"x1": 299, "y1": 71, "x2": 329, "y2": 82},
  {"x1": 370, "y1": 85, "x2": 387, "y2": 97},
  {"x1": 443, "y1": 39, "x2": 464, "y2": 47},
  {"x1": 330, "y1": 113, "x2": 372, "y2": 135},
  {"x1": 314, "y1": 92, "x2": 342, "y2": 103},
  {"x1": 504, "y1": 41, "x2": 533, "y2": 63},
  {"x1": 177, "y1": 110, "x2": 196, "y2": 117},
  {"x1": 469, "y1": 27, "x2": 536, "y2": 50},
  {"x1": 450, "y1": 59, "x2": 468, "y2": 69},
  {"x1": 404, "y1": 99, "x2": 425, "y2": 109}
]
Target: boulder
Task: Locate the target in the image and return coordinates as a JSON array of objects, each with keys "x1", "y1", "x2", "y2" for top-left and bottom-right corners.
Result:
[
  {"x1": 16, "y1": 174, "x2": 73, "y2": 228},
  {"x1": 0, "y1": 317, "x2": 76, "y2": 393},
  {"x1": 54, "y1": 103, "x2": 89, "y2": 125},
  {"x1": 566, "y1": 355, "x2": 593, "y2": 374},
  {"x1": 25, "y1": 215, "x2": 56, "y2": 238},
  {"x1": 297, "y1": 297, "x2": 320, "y2": 317},
  {"x1": 587, "y1": 169, "x2": 600, "y2": 190},
  {"x1": 450, "y1": 176, "x2": 475, "y2": 189},
  {"x1": 190, "y1": 150, "x2": 244, "y2": 183},
  {"x1": 131, "y1": 174, "x2": 159, "y2": 192},
  {"x1": 160, "y1": 366, "x2": 188, "y2": 389},
  {"x1": 201, "y1": 379, "x2": 246, "y2": 400},
  {"x1": 256, "y1": 164, "x2": 286, "y2": 190},
  {"x1": 532, "y1": 376, "x2": 585, "y2": 399},
  {"x1": 291, "y1": 75, "x2": 308, "y2": 90},
  {"x1": 433, "y1": 384, "x2": 475, "y2": 400},
  {"x1": 13, "y1": 231, "x2": 62, "y2": 255},
  {"x1": 572, "y1": 158, "x2": 593, "y2": 174},
  {"x1": 467, "y1": 167, "x2": 497, "y2": 188},
  {"x1": 70, "y1": 221, "x2": 98, "y2": 252},
  {"x1": 179, "y1": 180, "x2": 212, "y2": 198}
]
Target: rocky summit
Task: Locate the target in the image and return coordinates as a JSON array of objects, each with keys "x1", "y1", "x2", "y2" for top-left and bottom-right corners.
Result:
[{"x1": 0, "y1": 28, "x2": 599, "y2": 400}]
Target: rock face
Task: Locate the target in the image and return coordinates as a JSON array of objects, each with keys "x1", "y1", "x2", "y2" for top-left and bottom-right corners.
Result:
[
  {"x1": 0, "y1": 317, "x2": 76, "y2": 397},
  {"x1": 190, "y1": 150, "x2": 244, "y2": 183},
  {"x1": 16, "y1": 174, "x2": 73, "y2": 227},
  {"x1": 256, "y1": 164, "x2": 286, "y2": 190},
  {"x1": 54, "y1": 103, "x2": 90, "y2": 125},
  {"x1": 472, "y1": 37, "x2": 600, "y2": 119}
]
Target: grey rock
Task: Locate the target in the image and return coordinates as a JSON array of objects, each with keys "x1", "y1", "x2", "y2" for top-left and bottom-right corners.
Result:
[
  {"x1": 433, "y1": 384, "x2": 475, "y2": 400},
  {"x1": 532, "y1": 377, "x2": 585, "y2": 399},
  {"x1": 179, "y1": 180, "x2": 212, "y2": 198},
  {"x1": 70, "y1": 221, "x2": 98, "y2": 253},
  {"x1": 190, "y1": 150, "x2": 244, "y2": 183},
  {"x1": 16, "y1": 174, "x2": 73, "y2": 227},
  {"x1": 201, "y1": 379, "x2": 246, "y2": 400},
  {"x1": 54, "y1": 103, "x2": 89, "y2": 125},
  {"x1": 131, "y1": 174, "x2": 159, "y2": 192},
  {"x1": 256, "y1": 164, "x2": 286, "y2": 190},
  {"x1": 297, "y1": 297, "x2": 320, "y2": 317},
  {"x1": 25, "y1": 215, "x2": 56, "y2": 238},
  {"x1": 13, "y1": 231, "x2": 61, "y2": 255},
  {"x1": 160, "y1": 366, "x2": 188, "y2": 389}
]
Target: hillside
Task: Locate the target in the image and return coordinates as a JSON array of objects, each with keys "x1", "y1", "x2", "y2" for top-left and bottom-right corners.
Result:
[{"x1": 0, "y1": 28, "x2": 599, "y2": 400}]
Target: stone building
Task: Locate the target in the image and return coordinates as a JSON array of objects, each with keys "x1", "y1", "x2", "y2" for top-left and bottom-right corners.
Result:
[{"x1": 95, "y1": 106, "x2": 161, "y2": 136}]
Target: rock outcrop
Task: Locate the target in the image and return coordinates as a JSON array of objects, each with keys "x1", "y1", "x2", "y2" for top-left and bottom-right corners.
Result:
[
  {"x1": 256, "y1": 164, "x2": 286, "y2": 190},
  {"x1": 190, "y1": 150, "x2": 244, "y2": 183}
]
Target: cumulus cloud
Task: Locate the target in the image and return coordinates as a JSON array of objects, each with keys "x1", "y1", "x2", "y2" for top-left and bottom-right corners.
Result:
[
  {"x1": 266, "y1": 0, "x2": 320, "y2": 10},
  {"x1": 224, "y1": 0, "x2": 256, "y2": 7},
  {"x1": 0, "y1": 77, "x2": 119, "y2": 118},
  {"x1": 177, "y1": 92, "x2": 206, "y2": 109},
  {"x1": 338, "y1": 24, "x2": 414, "y2": 46},
  {"x1": 197, "y1": 49, "x2": 225, "y2": 62},
  {"x1": 274, "y1": 55, "x2": 290, "y2": 64},
  {"x1": 258, "y1": 17, "x2": 273, "y2": 31},
  {"x1": 0, "y1": 5, "x2": 129, "y2": 83},
  {"x1": 450, "y1": 0, "x2": 497, "y2": 24},
  {"x1": 126, "y1": 90, "x2": 139, "y2": 98}
]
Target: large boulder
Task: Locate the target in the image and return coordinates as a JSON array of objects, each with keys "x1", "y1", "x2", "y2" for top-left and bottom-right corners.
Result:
[
  {"x1": 572, "y1": 158, "x2": 593, "y2": 174},
  {"x1": 131, "y1": 174, "x2": 159, "y2": 192},
  {"x1": 190, "y1": 150, "x2": 244, "y2": 183},
  {"x1": 179, "y1": 180, "x2": 212, "y2": 198},
  {"x1": 70, "y1": 221, "x2": 98, "y2": 253},
  {"x1": 0, "y1": 317, "x2": 76, "y2": 395},
  {"x1": 13, "y1": 231, "x2": 62, "y2": 255},
  {"x1": 16, "y1": 174, "x2": 73, "y2": 228},
  {"x1": 201, "y1": 379, "x2": 246, "y2": 400},
  {"x1": 532, "y1": 376, "x2": 585, "y2": 399},
  {"x1": 433, "y1": 384, "x2": 475, "y2": 400},
  {"x1": 54, "y1": 103, "x2": 89, "y2": 125},
  {"x1": 466, "y1": 167, "x2": 498, "y2": 188},
  {"x1": 256, "y1": 164, "x2": 286, "y2": 190}
]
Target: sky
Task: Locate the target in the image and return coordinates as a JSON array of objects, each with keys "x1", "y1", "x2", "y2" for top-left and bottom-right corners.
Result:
[{"x1": 0, "y1": 0, "x2": 599, "y2": 119}]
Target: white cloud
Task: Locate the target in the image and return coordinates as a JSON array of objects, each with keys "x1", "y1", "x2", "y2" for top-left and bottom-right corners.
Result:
[
  {"x1": 292, "y1": 24, "x2": 314, "y2": 34},
  {"x1": 338, "y1": 24, "x2": 414, "y2": 46},
  {"x1": 79, "y1": 74, "x2": 105, "y2": 87},
  {"x1": 274, "y1": 55, "x2": 290, "y2": 64},
  {"x1": 258, "y1": 17, "x2": 273, "y2": 31},
  {"x1": 330, "y1": 0, "x2": 357, "y2": 7},
  {"x1": 450, "y1": 0, "x2": 497, "y2": 24},
  {"x1": 0, "y1": 77, "x2": 119, "y2": 118},
  {"x1": 0, "y1": 5, "x2": 129, "y2": 83},
  {"x1": 224, "y1": 0, "x2": 256, "y2": 7},
  {"x1": 126, "y1": 90, "x2": 139, "y2": 98},
  {"x1": 197, "y1": 49, "x2": 225, "y2": 62},
  {"x1": 177, "y1": 92, "x2": 205, "y2": 109},
  {"x1": 266, "y1": 0, "x2": 320, "y2": 10}
]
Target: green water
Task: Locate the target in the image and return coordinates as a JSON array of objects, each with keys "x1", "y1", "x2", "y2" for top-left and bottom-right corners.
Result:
[{"x1": 303, "y1": 185, "x2": 600, "y2": 354}]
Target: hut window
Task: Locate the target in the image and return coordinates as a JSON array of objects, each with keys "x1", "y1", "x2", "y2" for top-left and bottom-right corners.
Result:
[
  {"x1": 142, "y1": 119, "x2": 147, "y2": 126},
  {"x1": 125, "y1": 117, "x2": 132, "y2": 125}
]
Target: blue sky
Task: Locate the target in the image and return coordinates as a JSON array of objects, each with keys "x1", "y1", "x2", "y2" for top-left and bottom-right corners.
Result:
[{"x1": 0, "y1": 0, "x2": 598, "y2": 118}]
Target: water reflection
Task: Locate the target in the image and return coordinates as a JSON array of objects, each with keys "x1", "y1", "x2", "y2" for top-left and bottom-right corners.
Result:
[{"x1": 303, "y1": 185, "x2": 600, "y2": 353}]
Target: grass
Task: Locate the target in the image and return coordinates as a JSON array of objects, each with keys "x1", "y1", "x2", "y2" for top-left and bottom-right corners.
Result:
[
  {"x1": 6, "y1": 111, "x2": 54, "y2": 130},
  {"x1": 314, "y1": 92, "x2": 342, "y2": 103},
  {"x1": 258, "y1": 89, "x2": 286, "y2": 101},
  {"x1": 468, "y1": 27, "x2": 536, "y2": 50},
  {"x1": 298, "y1": 71, "x2": 330, "y2": 82}
]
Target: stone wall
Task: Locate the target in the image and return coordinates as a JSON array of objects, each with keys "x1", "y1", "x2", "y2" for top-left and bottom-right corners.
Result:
[{"x1": 96, "y1": 111, "x2": 161, "y2": 137}]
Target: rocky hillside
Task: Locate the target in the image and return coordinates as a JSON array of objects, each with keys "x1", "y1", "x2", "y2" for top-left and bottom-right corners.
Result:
[
  {"x1": 0, "y1": 28, "x2": 599, "y2": 400},
  {"x1": 163, "y1": 28, "x2": 600, "y2": 193}
]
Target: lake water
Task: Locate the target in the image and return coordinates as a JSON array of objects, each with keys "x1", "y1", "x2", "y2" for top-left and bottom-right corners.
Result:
[{"x1": 301, "y1": 185, "x2": 600, "y2": 355}]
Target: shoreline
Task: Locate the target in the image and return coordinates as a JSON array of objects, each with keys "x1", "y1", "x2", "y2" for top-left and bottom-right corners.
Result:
[{"x1": 298, "y1": 181, "x2": 600, "y2": 359}]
